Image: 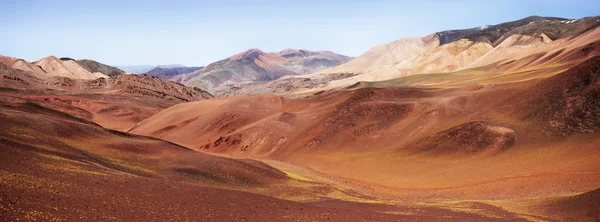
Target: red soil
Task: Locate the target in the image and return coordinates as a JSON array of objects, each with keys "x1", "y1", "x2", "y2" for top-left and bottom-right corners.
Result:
[{"x1": 0, "y1": 93, "x2": 529, "y2": 221}]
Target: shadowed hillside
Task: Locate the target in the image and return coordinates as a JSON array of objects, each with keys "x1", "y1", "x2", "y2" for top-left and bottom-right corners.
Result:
[{"x1": 76, "y1": 59, "x2": 125, "y2": 77}]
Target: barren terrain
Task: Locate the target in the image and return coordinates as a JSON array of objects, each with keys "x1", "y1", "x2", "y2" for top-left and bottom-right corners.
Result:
[{"x1": 2, "y1": 15, "x2": 600, "y2": 221}]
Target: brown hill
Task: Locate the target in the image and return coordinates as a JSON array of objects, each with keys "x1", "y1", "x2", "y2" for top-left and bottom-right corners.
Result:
[
  {"x1": 1, "y1": 63, "x2": 213, "y2": 130},
  {"x1": 0, "y1": 84, "x2": 530, "y2": 221},
  {"x1": 498, "y1": 55, "x2": 600, "y2": 136},
  {"x1": 538, "y1": 188, "x2": 600, "y2": 221},
  {"x1": 0, "y1": 63, "x2": 47, "y2": 89},
  {"x1": 34, "y1": 56, "x2": 109, "y2": 80},
  {"x1": 0, "y1": 61, "x2": 213, "y2": 102},
  {"x1": 0, "y1": 54, "x2": 46, "y2": 74},
  {"x1": 82, "y1": 74, "x2": 215, "y2": 102},
  {"x1": 406, "y1": 121, "x2": 516, "y2": 155},
  {"x1": 76, "y1": 59, "x2": 125, "y2": 77}
]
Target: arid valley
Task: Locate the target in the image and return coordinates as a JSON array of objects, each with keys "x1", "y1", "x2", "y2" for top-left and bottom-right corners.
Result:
[{"x1": 1, "y1": 2, "x2": 600, "y2": 221}]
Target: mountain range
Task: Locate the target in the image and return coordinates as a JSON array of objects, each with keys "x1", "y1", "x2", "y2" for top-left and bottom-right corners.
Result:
[
  {"x1": 169, "y1": 48, "x2": 352, "y2": 91},
  {"x1": 145, "y1": 66, "x2": 204, "y2": 79},
  {"x1": 300, "y1": 16, "x2": 600, "y2": 90},
  {"x1": 115, "y1": 64, "x2": 186, "y2": 73}
]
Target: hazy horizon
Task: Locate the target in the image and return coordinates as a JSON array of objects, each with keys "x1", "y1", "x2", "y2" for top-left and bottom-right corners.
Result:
[{"x1": 2, "y1": 0, "x2": 599, "y2": 66}]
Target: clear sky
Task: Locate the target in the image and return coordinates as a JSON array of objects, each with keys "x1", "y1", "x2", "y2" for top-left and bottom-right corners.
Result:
[{"x1": 1, "y1": 0, "x2": 599, "y2": 66}]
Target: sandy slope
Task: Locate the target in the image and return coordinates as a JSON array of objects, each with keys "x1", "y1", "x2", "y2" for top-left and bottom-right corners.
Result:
[
  {"x1": 0, "y1": 93, "x2": 544, "y2": 221},
  {"x1": 34, "y1": 56, "x2": 109, "y2": 80},
  {"x1": 290, "y1": 26, "x2": 599, "y2": 96},
  {"x1": 0, "y1": 55, "x2": 129, "y2": 80},
  {"x1": 130, "y1": 56, "x2": 600, "y2": 203},
  {"x1": 295, "y1": 18, "x2": 600, "y2": 96},
  {"x1": 0, "y1": 55, "x2": 46, "y2": 75}
]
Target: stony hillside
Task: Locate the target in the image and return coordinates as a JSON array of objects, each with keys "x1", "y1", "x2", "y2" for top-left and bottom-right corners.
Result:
[{"x1": 76, "y1": 59, "x2": 125, "y2": 77}]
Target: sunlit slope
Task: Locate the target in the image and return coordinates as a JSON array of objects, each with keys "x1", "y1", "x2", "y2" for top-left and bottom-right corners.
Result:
[{"x1": 131, "y1": 55, "x2": 600, "y2": 200}]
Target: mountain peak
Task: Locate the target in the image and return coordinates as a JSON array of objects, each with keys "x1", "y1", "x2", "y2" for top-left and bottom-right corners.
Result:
[
  {"x1": 229, "y1": 48, "x2": 267, "y2": 60},
  {"x1": 278, "y1": 48, "x2": 317, "y2": 59},
  {"x1": 174, "y1": 47, "x2": 352, "y2": 91},
  {"x1": 434, "y1": 15, "x2": 579, "y2": 46},
  {"x1": 279, "y1": 48, "x2": 301, "y2": 54},
  {"x1": 37, "y1": 56, "x2": 61, "y2": 63}
]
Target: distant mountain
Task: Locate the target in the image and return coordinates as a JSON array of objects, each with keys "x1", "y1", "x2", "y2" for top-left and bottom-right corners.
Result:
[
  {"x1": 278, "y1": 48, "x2": 353, "y2": 74},
  {"x1": 203, "y1": 16, "x2": 600, "y2": 97},
  {"x1": 116, "y1": 64, "x2": 186, "y2": 73},
  {"x1": 157, "y1": 64, "x2": 185, "y2": 69},
  {"x1": 0, "y1": 55, "x2": 130, "y2": 80},
  {"x1": 316, "y1": 16, "x2": 600, "y2": 82},
  {"x1": 171, "y1": 48, "x2": 352, "y2": 90},
  {"x1": 115, "y1": 65, "x2": 156, "y2": 74},
  {"x1": 145, "y1": 66, "x2": 204, "y2": 79}
]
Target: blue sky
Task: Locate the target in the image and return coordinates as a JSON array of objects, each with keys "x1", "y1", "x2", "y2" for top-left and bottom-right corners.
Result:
[{"x1": 1, "y1": 0, "x2": 599, "y2": 66}]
